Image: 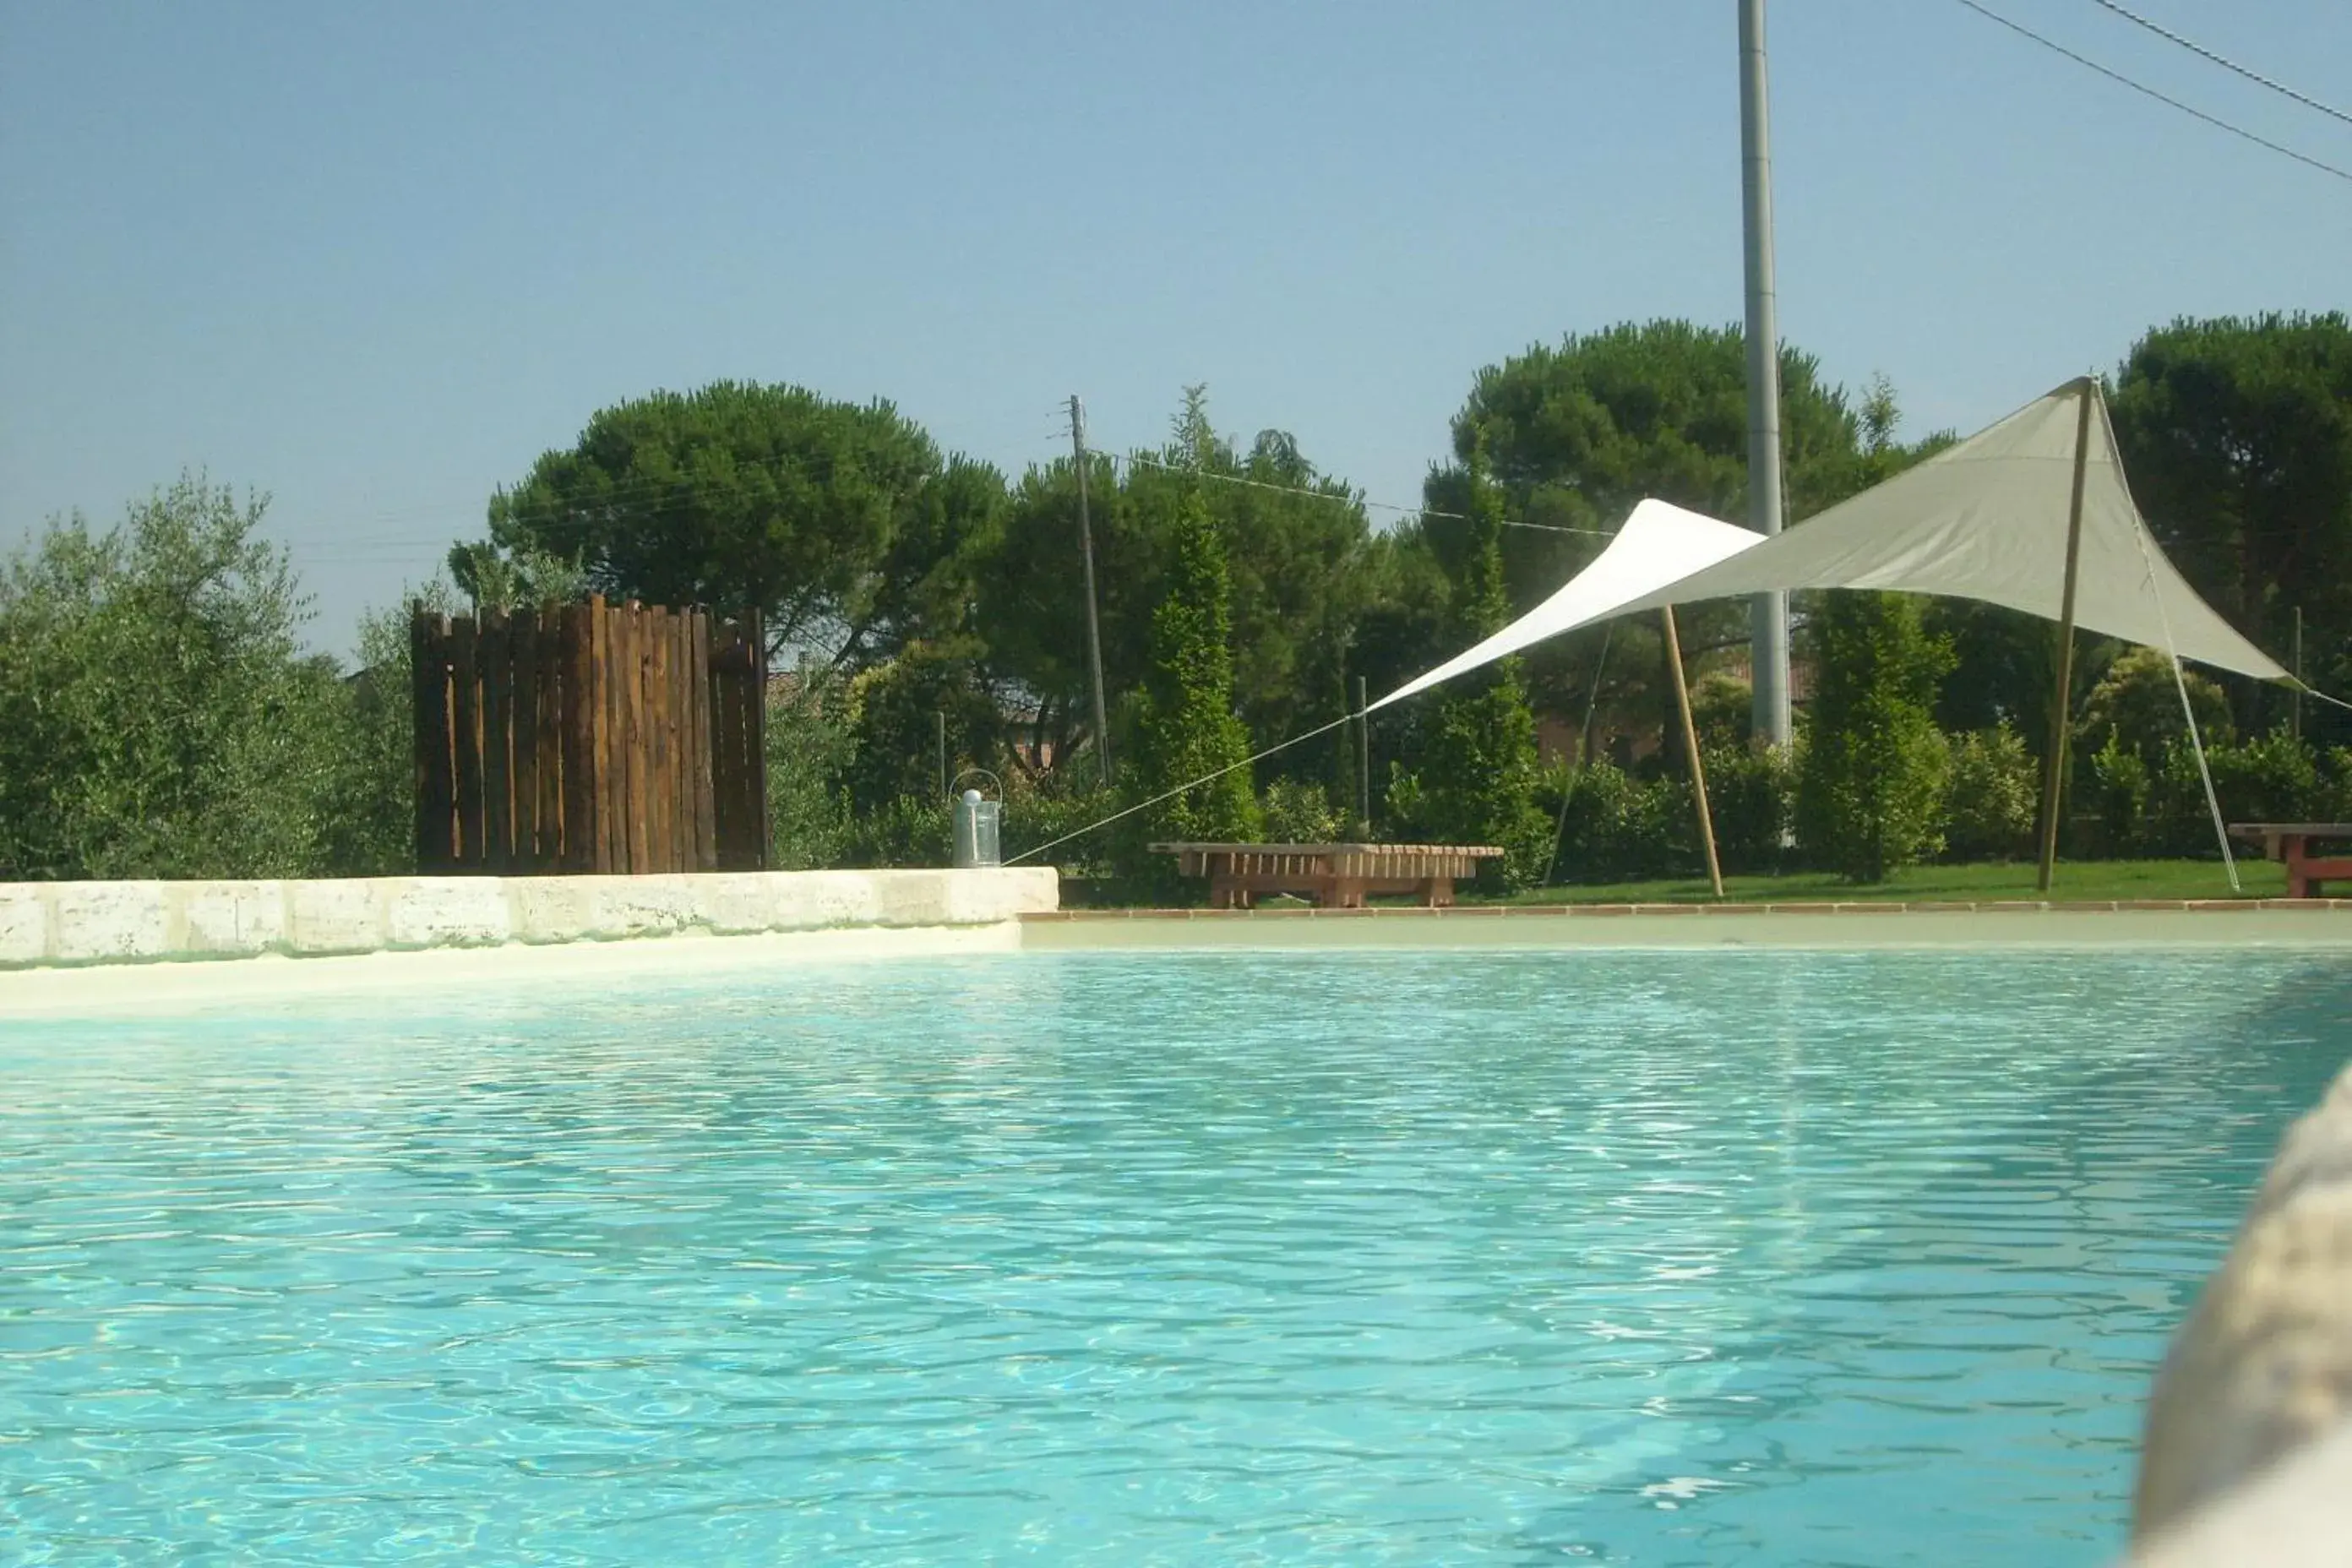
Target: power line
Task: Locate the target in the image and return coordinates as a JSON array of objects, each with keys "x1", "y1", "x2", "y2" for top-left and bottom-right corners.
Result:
[
  {"x1": 1952, "y1": 0, "x2": 2352, "y2": 186},
  {"x1": 2085, "y1": 0, "x2": 2352, "y2": 129},
  {"x1": 1110, "y1": 450, "x2": 1614, "y2": 538},
  {"x1": 279, "y1": 430, "x2": 1623, "y2": 566}
]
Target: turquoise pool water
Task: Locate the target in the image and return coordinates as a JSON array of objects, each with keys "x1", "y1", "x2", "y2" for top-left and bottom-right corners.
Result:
[{"x1": 3, "y1": 948, "x2": 2344, "y2": 1565}]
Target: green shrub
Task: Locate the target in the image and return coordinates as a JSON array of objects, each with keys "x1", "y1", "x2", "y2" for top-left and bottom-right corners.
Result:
[
  {"x1": 2139, "y1": 726, "x2": 2322, "y2": 857},
  {"x1": 1943, "y1": 724, "x2": 2038, "y2": 861},
  {"x1": 1549, "y1": 760, "x2": 1689, "y2": 882},
  {"x1": 999, "y1": 771, "x2": 1119, "y2": 881},
  {"x1": 1703, "y1": 741, "x2": 1796, "y2": 874},
  {"x1": 1796, "y1": 592, "x2": 1955, "y2": 882},
  {"x1": 846, "y1": 793, "x2": 953, "y2": 868},
  {"x1": 1260, "y1": 776, "x2": 1344, "y2": 844},
  {"x1": 764, "y1": 666, "x2": 858, "y2": 869},
  {"x1": 2078, "y1": 645, "x2": 2232, "y2": 766},
  {"x1": 2087, "y1": 733, "x2": 2150, "y2": 858},
  {"x1": 1388, "y1": 661, "x2": 1554, "y2": 887}
]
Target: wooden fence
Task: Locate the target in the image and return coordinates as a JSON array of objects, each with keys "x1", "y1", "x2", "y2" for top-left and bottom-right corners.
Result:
[{"x1": 412, "y1": 597, "x2": 768, "y2": 874}]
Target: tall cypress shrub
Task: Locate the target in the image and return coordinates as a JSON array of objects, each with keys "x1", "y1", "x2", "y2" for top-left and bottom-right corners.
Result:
[
  {"x1": 1796, "y1": 591, "x2": 1955, "y2": 881},
  {"x1": 1389, "y1": 454, "x2": 1550, "y2": 885},
  {"x1": 1133, "y1": 494, "x2": 1260, "y2": 846}
]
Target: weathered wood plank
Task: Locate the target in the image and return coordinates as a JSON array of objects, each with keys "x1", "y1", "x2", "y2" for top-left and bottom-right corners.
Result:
[
  {"x1": 710, "y1": 619, "x2": 738, "y2": 870},
  {"x1": 510, "y1": 608, "x2": 540, "y2": 868},
  {"x1": 667, "y1": 608, "x2": 688, "y2": 871},
  {"x1": 747, "y1": 607, "x2": 769, "y2": 870},
  {"x1": 560, "y1": 602, "x2": 594, "y2": 873},
  {"x1": 690, "y1": 609, "x2": 716, "y2": 872},
  {"x1": 480, "y1": 609, "x2": 512, "y2": 873},
  {"x1": 534, "y1": 607, "x2": 564, "y2": 870},
  {"x1": 591, "y1": 596, "x2": 617, "y2": 873},
  {"x1": 621, "y1": 602, "x2": 651, "y2": 875},
  {"x1": 449, "y1": 615, "x2": 483, "y2": 869},
  {"x1": 411, "y1": 609, "x2": 454, "y2": 870},
  {"x1": 646, "y1": 607, "x2": 674, "y2": 873}
]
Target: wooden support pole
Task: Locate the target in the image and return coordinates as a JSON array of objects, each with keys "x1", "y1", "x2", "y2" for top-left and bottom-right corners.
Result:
[
  {"x1": 2036, "y1": 378, "x2": 2097, "y2": 894},
  {"x1": 1662, "y1": 605, "x2": 1724, "y2": 899}
]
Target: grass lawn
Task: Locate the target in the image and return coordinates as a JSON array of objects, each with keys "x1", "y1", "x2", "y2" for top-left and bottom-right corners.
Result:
[{"x1": 1468, "y1": 858, "x2": 2284, "y2": 905}]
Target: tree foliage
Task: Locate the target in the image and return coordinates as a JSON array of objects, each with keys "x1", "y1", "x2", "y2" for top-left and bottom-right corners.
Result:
[
  {"x1": 1413, "y1": 321, "x2": 1945, "y2": 763},
  {"x1": 2110, "y1": 313, "x2": 2352, "y2": 735},
  {"x1": 978, "y1": 387, "x2": 1378, "y2": 786},
  {"x1": 482, "y1": 380, "x2": 999, "y2": 668},
  {"x1": 0, "y1": 477, "x2": 376, "y2": 879}
]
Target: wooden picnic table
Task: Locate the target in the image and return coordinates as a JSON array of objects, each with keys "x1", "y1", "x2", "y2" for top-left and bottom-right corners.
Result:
[
  {"x1": 1150, "y1": 842, "x2": 1505, "y2": 910},
  {"x1": 2228, "y1": 823, "x2": 2352, "y2": 897}
]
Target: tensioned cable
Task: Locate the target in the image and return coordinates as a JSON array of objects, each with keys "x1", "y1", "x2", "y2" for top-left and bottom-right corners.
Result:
[
  {"x1": 1953, "y1": 0, "x2": 2352, "y2": 186},
  {"x1": 2099, "y1": 392, "x2": 2240, "y2": 890},
  {"x1": 1003, "y1": 714, "x2": 1355, "y2": 865},
  {"x1": 2085, "y1": 0, "x2": 2352, "y2": 129}
]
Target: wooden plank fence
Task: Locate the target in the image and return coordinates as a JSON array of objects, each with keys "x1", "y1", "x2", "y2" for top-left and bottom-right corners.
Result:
[{"x1": 412, "y1": 596, "x2": 767, "y2": 874}]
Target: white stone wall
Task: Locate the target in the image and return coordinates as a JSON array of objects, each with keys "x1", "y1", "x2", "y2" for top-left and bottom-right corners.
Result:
[{"x1": 0, "y1": 868, "x2": 1059, "y2": 968}]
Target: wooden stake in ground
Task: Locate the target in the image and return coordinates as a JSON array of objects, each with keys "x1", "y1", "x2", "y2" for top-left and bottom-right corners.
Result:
[
  {"x1": 1661, "y1": 605, "x2": 1725, "y2": 899},
  {"x1": 2036, "y1": 378, "x2": 2097, "y2": 894}
]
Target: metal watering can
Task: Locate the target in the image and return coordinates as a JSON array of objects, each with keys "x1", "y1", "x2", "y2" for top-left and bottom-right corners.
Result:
[{"x1": 950, "y1": 769, "x2": 1001, "y2": 868}]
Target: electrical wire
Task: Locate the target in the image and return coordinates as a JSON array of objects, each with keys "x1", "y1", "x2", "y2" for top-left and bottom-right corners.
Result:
[
  {"x1": 1002, "y1": 713, "x2": 1354, "y2": 866},
  {"x1": 1110, "y1": 450, "x2": 1615, "y2": 538},
  {"x1": 1953, "y1": 0, "x2": 2352, "y2": 186},
  {"x1": 2085, "y1": 0, "x2": 2352, "y2": 129}
]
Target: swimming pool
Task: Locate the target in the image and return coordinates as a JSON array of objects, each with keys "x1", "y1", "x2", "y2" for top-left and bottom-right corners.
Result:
[{"x1": 3, "y1": 947, "x2": 2343, "y2": 1565}]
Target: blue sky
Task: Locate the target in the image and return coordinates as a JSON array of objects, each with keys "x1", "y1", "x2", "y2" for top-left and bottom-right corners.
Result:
[{"x1": 4, "y1": 0, "x2": 2349, "y2": 656}]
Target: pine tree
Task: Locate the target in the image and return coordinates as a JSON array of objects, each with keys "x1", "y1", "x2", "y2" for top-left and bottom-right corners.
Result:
[{"x1": 1796, "y1": 591, "x2": 1956, "y2": 881}]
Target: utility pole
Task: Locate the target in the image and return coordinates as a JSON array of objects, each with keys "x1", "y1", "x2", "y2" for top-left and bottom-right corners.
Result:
[
  {"x1": 1740, "y1": 0, "x2": 1792, "y2": 749},
  {"x1": 1355, "y1": 674, "x2": 1372, "y2": 836},
  {"x1": 1070, "y1": 395, "x2": 1113, "y2": 787}
]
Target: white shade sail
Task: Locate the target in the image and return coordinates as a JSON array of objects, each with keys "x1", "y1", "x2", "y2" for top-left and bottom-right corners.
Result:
[
  {"x1": 1607, "y1": 382, "x2": 2285, "y2": 680},
  {"x1": 1369, "y1": 498, "x2": 1767, "y2": 712},
  {"x1": 1373, "y1": 380, "x2": 2287, "y2": 712}
]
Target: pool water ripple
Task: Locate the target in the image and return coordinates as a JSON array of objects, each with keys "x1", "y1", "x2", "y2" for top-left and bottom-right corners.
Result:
[{"x1": 2, "y1": 949, "x2": 2345, "y2": 1564}]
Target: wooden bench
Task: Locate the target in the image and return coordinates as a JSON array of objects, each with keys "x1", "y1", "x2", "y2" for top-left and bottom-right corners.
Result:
[
  {"x1": 2229, "y1": 823, "x2": 2352, "y2": 898},
  {"x1": 1150, "y1": 842, "x2": 1505, "y2": 909}
]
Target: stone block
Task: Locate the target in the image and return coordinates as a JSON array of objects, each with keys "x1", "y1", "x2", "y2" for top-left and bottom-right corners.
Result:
[
  {"x1": 382, "y1": 878, "x2": 511, "y2": 949},
  {"x1": 286, "y1": 879, "x2": 386, "y2": 955},
  {"x1": 52, "y1": 882, "x2": 172, "y2": 962},
  {"x1": 937, "y1": 867, "x2": 1059, "y2": 925},
  {"x1": 507, "y1": 878, "x2": 597, "y2": 945},
  {"x1": 0, "y1": 885, "x2": 51, "y2": 965},
  {"x1": 583, "y1": 875, "x2": 699, "y2": 939},
  {"x1": 871, "y1": 868, "x2": 955, "y2": 926},
  {"x1": 180, "y1": 881, "x2": 286, "y2": 956},
  {"x1": 781, "y1": 871, "x2": 885, "y2": 929},
  {"x1": 692, "y1": 874, "x2": 784, "y2": 934}
]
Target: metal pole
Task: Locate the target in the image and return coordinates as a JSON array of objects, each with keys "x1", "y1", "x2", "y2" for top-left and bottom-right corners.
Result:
[
  {"x1": 1740, "y1": 0, "x2": 1791, "y2": 750},
  {"x1": 1355, "y1": 674, "x2": 1372, "y2": 836},
  {"x1": 1071, "y1": 396, "x2": 1113, "y2": 789},
  {"x1": 2036, "y1": 378, "x2": 2098, "y2": 894},
  {"x1": 1663, "y1": 607, "x2": 1726, "y2": 899},
  {"x1": 2293, "y1": 605, "x2": 2304, "y2": 740}
]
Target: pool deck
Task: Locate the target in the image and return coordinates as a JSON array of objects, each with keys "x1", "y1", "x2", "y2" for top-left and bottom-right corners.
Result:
[
  {"x1": 1020, "y1": 901, "x2": 2352, "y2": 950},
  {"x1": 9, "y1": 882, "x2": 2352, "y2": 1018}
]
